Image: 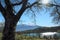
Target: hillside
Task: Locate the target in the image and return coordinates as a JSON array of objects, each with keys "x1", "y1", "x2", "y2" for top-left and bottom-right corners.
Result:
[
  {"x1": 18, "y1": 26, "x2": 60, "y2": 34},
  {"x1": 0, "y1": 23, "x2": 60, "y2": 33}
]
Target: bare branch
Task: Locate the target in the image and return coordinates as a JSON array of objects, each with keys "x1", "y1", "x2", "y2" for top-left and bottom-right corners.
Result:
[
  {"x1": 49, "y1": 3, "x2": 60, "y2": 7},
  {"x1": 26, "y1": 2, "x2": 38, "y2": 9},
  {"x1": 5, "y1": 0, "x2": 15, "y2": 16},
  {"x1": 56, "y1": 7, "x2": 60, "y2": 15},
  {"x1": 0, "y1": 2, "x2": 8, "y2": 19},
  {"x1": 16, "y1": 0, "x2": 28, "y2": 21},
  {"x1": 12, "y1": 1, "x2": 22, "y2": 6}
]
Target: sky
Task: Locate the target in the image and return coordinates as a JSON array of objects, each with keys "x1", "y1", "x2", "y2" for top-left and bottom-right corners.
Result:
[
  {"x1": 18, "y1": 8, "x2": 59, "y2": 27},
  {"x1": 0, "y1": 0, "x2": 59, "y2": 27}
]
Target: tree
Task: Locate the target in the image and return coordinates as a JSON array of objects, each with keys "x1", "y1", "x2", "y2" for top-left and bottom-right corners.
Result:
[
  {"x1": 0, "y1": 0, "x2": 38, "y2": 40},
  {"x1": 53, "y1": 34, "x2": 58, "y2": 40},
  {"x1": 0, "y1": 0, "x2": 60, "y2": 40}
]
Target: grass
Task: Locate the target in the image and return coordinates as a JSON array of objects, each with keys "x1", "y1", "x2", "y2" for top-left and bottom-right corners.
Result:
[
  {"x1": 15, "y1": 33, "x2": 60, "y2": 40},
  {"x1": 0, "y1": 33, "x2": 2, "y2": 40},
  {"x1": 0, "y1": 33, "x2": 45, "y2": 40},
  {"x1": 0, "y1": 33, "x2": 60, "y2": 40}
]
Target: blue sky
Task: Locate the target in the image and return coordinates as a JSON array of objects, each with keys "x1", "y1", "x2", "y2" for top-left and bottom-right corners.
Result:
[
  {"x1": 0, "y1": 0, "x2": 59, "y2": 27},
  {"x1": 0, "y1": 12, "x2": 5, "y2": 22},
  {"x1": 17, "y1": 8, "x2": 59, "y2": 27}
]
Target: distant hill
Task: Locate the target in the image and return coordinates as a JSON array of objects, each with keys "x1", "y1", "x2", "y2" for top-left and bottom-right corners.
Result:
[
  {"x1": 16, "y1": 24, "x2": 39, "y2": 31},
  {"x1": 18, "y1": 26, "x2": 60, "y2": 34},
  {"x1": 0, "y1": 23, "x2": 60, "y2": 33},
  {"x1": 34, "y1": 26, "x2": 60, "y2": 32},
  {"x1": 0, "y1": 24, "x2": 39, "y2": 32}
]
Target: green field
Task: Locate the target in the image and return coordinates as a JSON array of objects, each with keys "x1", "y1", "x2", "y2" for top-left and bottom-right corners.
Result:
[
  {"x1": 0, "y1": 33, "x2": 60, "y2": 40},
  {"x1": 0, "y1": 33, "x2": 46, "y2": 40},
  {"x1": 0, "y1": 33, "x2": 2, "y2": 40},
  {"x1": 15, "y1": 34, "x2": 60, "y2": 40}
]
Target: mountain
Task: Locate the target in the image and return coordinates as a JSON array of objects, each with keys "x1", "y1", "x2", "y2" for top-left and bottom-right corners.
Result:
[
  {"x1": 16, "y1": 24, "x2": 39, "y2": 31},
  {"x1": 0, "y1": 24, "x2": 40, "y2": 32},
  {"x1": 19, "y1": 26, "x2": 60, "y2": 34},
  {"x1": 0, "y1": 23, "x2": 60, "y2": 33}
]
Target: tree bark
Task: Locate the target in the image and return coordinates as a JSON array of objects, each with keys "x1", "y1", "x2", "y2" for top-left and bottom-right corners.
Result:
[{"x1": 2, "y1": 18, "x2": 17, "y2": 40}]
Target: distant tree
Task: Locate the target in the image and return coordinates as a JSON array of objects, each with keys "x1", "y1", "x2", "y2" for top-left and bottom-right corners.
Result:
[
  {"x1": 53, "y1": 34, "x2": 58, "y2": 40},
  {"x1": 0, "y1": 0, "x2": 60, "y2": 40}
]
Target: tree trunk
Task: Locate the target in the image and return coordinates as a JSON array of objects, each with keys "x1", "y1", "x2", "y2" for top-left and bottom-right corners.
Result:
[{"x1": 2, "y1": 18, "x2": 17, "y2": 40}]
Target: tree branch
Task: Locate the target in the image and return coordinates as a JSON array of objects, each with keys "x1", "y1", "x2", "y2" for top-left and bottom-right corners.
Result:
[
  {"x1": 26, "y1": 2, "x2": 38, "y2": 9},
  {"x1": 12, "y1": 2, "x2": 22, "y2": 6},
  {"x1": 0, "y1": 2, "x2": 9, "y2": 19},
  {"x1": 26, "y1": 1, "x2": 60, "y2": 9},
  {"x1": 5, "y1": 0, "x2": 15, "y2": 16},
  {"x1": 56, "y1": 7, "x2": 60, "y2": 15},
  {"x1": 50, "y1": 3, "x2": 60, "y2": 7},
  {"x1": 15, "y1": 0, "x2": 28, "y2": 21}
]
